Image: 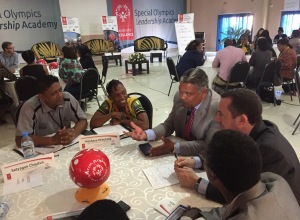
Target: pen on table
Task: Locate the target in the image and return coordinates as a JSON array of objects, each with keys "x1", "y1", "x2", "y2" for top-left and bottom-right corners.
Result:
[
  {"x1": 35, "y1": 146, "x2": 55, "y2": 148},
  {"x1": 160, "y1": 204, "x2": 170, "y2": 215},
  {"x1": 174, "y1": 152, "x2": 178, "y2": 160}
]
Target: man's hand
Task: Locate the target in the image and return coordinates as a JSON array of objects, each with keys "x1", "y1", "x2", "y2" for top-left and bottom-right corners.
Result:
[
  {"x1": 149, "y1": 137, "x2": 174, "y2": 156},
  {"x1": 124, "y1": 122, "x2": 147, "y2": 141},
  {"x1": 175, "y1": 157, "x2": 196, "y2": 168},
  {"x1": 174, "y1": 166, "x2": 200, "y2": 189},
  {"x1": 110, "y1": 118, "x2": 121, "y2": 125},
  {"x1": 52, "y1": 127, "x2": 75, "y2": 145}
]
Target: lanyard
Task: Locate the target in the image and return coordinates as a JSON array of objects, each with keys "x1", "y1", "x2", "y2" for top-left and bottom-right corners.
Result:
[
  {"x1": 114, "y1": 103, "x2": 129, "y2": 115},
  {"x1": 48, "y1": 109, "x2": 63, "y2": 129}
]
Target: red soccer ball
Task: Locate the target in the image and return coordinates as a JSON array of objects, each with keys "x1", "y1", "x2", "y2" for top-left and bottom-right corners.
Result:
[
  {"x1": 36, "y1": 59, "x2": 47, "y2": 66},
  {"x1": 48, "y1": 62, "x2": 59, "y2": 70},
  {"x1": 69, "y1": 149, "x2": 110, "y2": 189}
]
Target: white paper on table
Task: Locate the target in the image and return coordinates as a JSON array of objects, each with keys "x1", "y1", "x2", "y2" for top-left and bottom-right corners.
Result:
[
  {"x1": 93, "y1": 125, "x2": 129, "y2": 136},
  {"x1": 93, "y1": 124, "x2": 129, "y2": 139},
  {"x1": 143, "y1": 163, "x2": 179, "y2": 189},
  {"x1": 154, "y1": 197, "x2": 179, "y2": 216},
  {"x1": 2, "y1": 172, "x2": 43, "y2": 195}
]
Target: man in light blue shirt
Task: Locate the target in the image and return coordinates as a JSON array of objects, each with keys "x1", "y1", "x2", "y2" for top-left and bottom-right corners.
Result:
[{"x1": 0, "y1": 41, "x2": 19, "y2": 73}]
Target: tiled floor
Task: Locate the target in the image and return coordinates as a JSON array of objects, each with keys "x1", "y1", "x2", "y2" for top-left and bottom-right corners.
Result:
[{"x1": 1, "y1": 50, "x2": 300, "y2": 160}]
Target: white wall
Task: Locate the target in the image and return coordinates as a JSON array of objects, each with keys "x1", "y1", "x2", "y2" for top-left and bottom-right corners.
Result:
[{"x1": 59, "y1": 0, "x2": 107, "y2": 35}]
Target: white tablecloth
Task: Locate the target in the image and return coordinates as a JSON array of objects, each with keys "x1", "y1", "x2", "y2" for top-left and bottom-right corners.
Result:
[{"x1": 0, "y1": 138, "x2": 221, "y2": 220}]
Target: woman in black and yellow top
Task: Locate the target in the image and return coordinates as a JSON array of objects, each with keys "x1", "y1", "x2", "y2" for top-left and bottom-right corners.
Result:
[{"x1": 90, "y1": 79, "x2": 149, "y2": 130}]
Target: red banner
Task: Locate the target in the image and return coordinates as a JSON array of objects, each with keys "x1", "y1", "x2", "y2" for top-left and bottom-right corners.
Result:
[{"x1": 111, "y1": 0, "x2": 134, "y2": 40}]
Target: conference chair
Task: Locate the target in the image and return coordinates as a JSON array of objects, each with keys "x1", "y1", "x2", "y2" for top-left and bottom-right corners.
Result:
[
  {"x1": 127, "y1": 92, "x2": 153, "y2": 129},
  {"x1": 256, "y1": 59, "x2": 282, "y2": 106},
  {"x1": 14, "y1": 76, "x2": 38, "y2": 102},
  {"x1": 76, "y1": 68, "x2": 101, "y2": 111},
  {"x1": 166, "y1": 57, "x2": 179, "y2": 96},
  {"x1": 212, "y1": 61, "x2": 250, "y2": 94},
  {"x1": 292, "y1": 69, "x2": 300, "y2": 135},
  {"x1": 13, "y1": 101, "x2": 25, "y2": 127},
  {"x1": 99, "y1": 57, "x2": 108, "y2": 96}
]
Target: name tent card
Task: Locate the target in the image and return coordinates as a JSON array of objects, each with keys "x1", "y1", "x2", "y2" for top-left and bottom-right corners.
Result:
[
  {"x1": 1, "y1": 153, "x2": 56, "y2": 183},
  {"x1": 78, "y1": 133, "x2": 120, "y2": 150}
]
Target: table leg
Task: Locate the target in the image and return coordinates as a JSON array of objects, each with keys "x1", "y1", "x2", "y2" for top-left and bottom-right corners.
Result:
[
  {"x1": 150, "y1": 54, "x2": 153, "y2": 63},
  {"x1": 125, "y1": 61, "x2": 128, "y2": 74},
  {"x1": 115, "y1": 58, "x2": 118, "y2": 65},
  {"x1": 119, "y1": 57, "x2": 122, "y2": 66},
  {"x1": 132, "y1": 63, "x2": 136, "y2": 76},
  {"x1": 147, "y1": 61, "x2": 149, "y2": 74},
  {"x1": 138, "y1": 63, "x2": 142, "y2": 72},
  {"x1": 159, "y1": 54, "x2": 162, "y2": 62}
]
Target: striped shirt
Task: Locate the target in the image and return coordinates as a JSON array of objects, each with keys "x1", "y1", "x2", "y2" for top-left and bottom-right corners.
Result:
[{"x1": 16, "y1": 92, "x2": 86, "y2": 136}]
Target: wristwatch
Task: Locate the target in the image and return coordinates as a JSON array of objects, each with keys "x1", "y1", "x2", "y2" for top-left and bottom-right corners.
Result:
[{"x1": 194, "y1": 177, "x2": 201, "y2": 191}]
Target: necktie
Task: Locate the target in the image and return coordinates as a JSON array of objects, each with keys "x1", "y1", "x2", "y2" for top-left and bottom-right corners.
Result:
[{"x1": 183, "y1": 108, "x2": 196, "y2": 141}]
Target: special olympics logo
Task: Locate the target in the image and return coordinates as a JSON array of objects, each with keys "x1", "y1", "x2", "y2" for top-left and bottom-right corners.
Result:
[{"x1": 115, "y1": 4, "x2": 130, "y2": 22}]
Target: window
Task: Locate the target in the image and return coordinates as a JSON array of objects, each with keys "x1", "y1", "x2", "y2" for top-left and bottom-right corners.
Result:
[
  {"x1": 280, "y1": 11, "x2": 300, "y2": 37},
  {"x1": 216, "y1": 13, "x2": 253, "y2": 51}
]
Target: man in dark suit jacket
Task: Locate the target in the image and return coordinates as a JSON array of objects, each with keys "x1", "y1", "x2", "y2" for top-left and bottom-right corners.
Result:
[
  {"x1": 175, "y1": 88, "x2": 300, "y2": 205},
  {"x1": 125, "y1": 68, "x2": 221, "y2": 156}
]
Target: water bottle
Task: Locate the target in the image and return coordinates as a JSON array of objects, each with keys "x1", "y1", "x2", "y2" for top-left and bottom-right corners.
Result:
[
  {"x1": 275, "y1": 90, "x2": 282, "y2": 100},
  {"x1": 0, "y1": 196, "x2": 9, "y2": 218},
  {"x1": 21, "y1": 132, "x2": 36, "y2": 159}
]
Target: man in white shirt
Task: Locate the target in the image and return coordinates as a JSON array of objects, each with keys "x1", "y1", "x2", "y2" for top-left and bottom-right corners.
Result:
[{"x1": 0, "y1": 41, "x2": 19, "y2": 73}]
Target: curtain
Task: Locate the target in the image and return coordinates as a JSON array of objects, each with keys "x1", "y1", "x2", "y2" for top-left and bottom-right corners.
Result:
[
  {"x1": 216, "y1": 13, "x2": 253, "y2": 51},
  {"x1": 280, "y1": 11, "x2": 300, "y2": 37}
]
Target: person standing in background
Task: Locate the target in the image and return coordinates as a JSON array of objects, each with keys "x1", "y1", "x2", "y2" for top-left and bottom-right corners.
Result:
[
  {"x1": 176, "y1": 40, "x2": 205, "y2": 80},
  {"x1": 0, "y1": 41, "x2": 19, "y2": 73}
]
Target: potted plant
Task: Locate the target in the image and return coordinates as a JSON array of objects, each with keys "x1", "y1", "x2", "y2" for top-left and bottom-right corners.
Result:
[{"x1": 219, "y1": 27, "x2": 245, "y2": 46}]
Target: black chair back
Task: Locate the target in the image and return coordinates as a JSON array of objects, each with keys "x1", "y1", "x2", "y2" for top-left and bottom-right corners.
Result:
[
  {"x1": 295, "y1": 69, "x2": 300, "y2": 103},
  {"x1": 166, "y1": 57, "x2": 179, "y2": 96},
  {"x1": 227, "y1": 61, "x2": 250, "y2": 84},
  {"x1": 257, "y1": 60, "x2": 281, "y2": 106},
  {"x1": 13, "y1": 101, "x2": 25, "y2": 126},
  {"x1": 14, "y1": 76, "x2": 38, "y2": 102},
  {"x1": 78, "y1": 68, "x2": 101, "y2": 109},
  {"x1": 128, "y1": 92, "x2": 153, "y2": 129},
  {"x1": 292, "y1": 69, "x2": 300, "y2": 135},
  {"x1": 260, "y1": 60, "x2": 277, "y2": 84}
]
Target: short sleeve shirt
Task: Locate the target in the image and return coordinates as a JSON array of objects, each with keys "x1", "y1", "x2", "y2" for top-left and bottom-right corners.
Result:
[
  {"x1": 0, "y1": 52, "x2": 19, "y2": 69},
  {"x1": 98, "y1": 98, "x2": 145, "y2": 120},
  {"x1": 16, "y1": 92, "x2": 86, "y2": 136}
]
